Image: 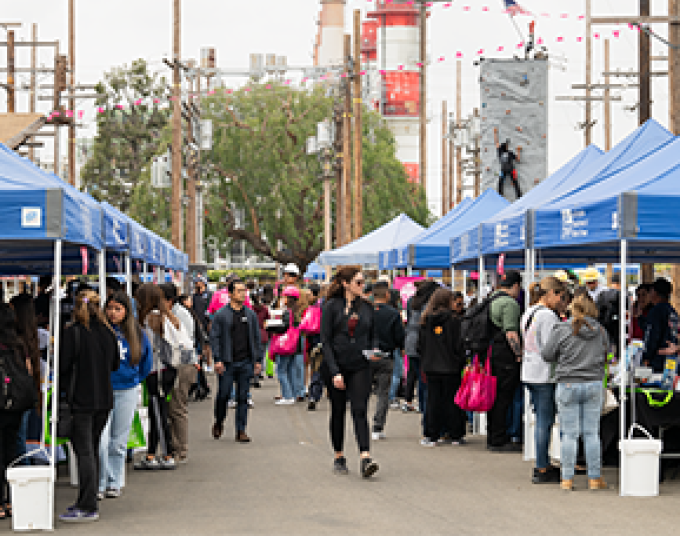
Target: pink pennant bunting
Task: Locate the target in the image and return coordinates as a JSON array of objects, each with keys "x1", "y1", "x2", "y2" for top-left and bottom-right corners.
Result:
[
  {"x1": 65, "y1": 110, "x2": 73, "y2": 118},
  {"x1": 594, "y1": 32, "x2": 600, "y2": 39},
  {"x1": 541, "y1": 12, "x2": 550, "y2": 17},
  {"x1": 135, "y1": 98, "x2": 142, "y2": 105},
  {"x1": 537, "y1": 37, "x2": 544, "y2": 45},
  {"x1": 116, "y1": 104, "x2": 124, "y2": 109},
  {"x1": 482, "y1": 6, "x2": 489, "y2": 11},
  {"x1": 416, "y1": 62, "x2": 423, "y2": 67},
  {"x1": 516, "y1": 42, "x2": 524, "y2": 49},
  {"x1": 97, "y1": 107, "x2": 104, "y2": 113},
  {"x1": 53, "y1": 111, "x2": 60, "y2": 117},
  {"x1": 153, "y1": 98, "x2": 160, "y2": 104},
  {"x1": 613, "y1": 30, "x2": 620, "y2": 37},
  {"x1": 398, "y1": 64, "x2": 404, "y2": 70},
  {"x1": 560, "y1": 13, "x2": 568, "y2": 18},
  {"x1": 426, "y1": 2, "x2": 433, "y2": 6},
  {"x1": 284, "y1": 79, "x2": 291, "y2": 85},
  {"x1": 476, "y1": 49, "x2": 484, "y2": 55},
  {"x1": 497, "y1": 46, "x2": 504, "y2": 52},
  {"x1": 78, "y1": 110, "x2": 84, "y2": 119},
  {"x1": 556, "y1": 36, "x2": 564, "y2": 42},
  {"x1": 360, "y1": 70, "x2": 366, "y2": 76},
  {"x1": 244, "y1": 87, "x2": 251, "y2": 92},
  {"x1": 341, "y1": 73, "x2": 347, "y2": 78},
  {"x1": 266, "y1": 84, "x2": 272, "y2": 89},
  {"x1": 379, "y1": 70, "x2": 386, "y2": 75},
  {"x1": 444, "y1": 2, "x2": 452, "y2": 7},
  {"x1": 456, "y1": 51, "x2": 463, "y2": 58},
  {"x1": 576, "y1": 36, "x2": 583, "y2": 42},
  {"x1": 463, "y1": 6, "x2": 470, "y2": 11},
  {"x1": 578, "y1": 15, "x2": 585, "y2": 20},
  {"x1": 301, "y1": 77, "x2": 308, "y2": 83}
]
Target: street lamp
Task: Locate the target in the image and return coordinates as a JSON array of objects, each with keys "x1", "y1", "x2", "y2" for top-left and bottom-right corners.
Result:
[{"x1": 307, "y1": 118, "x2": 336, "y2": 252}]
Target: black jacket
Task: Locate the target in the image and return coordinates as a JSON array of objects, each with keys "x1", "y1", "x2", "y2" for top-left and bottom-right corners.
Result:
[
  {"x1": 210, "y1": 305, "x2": 264, "y2": 365},
  {"x1": 373, "y1": 303, "x2": 405, "y2": 354},
  {"x1": 417, "y1": 310, "x2": 464, "y2": 375},
  {"x1": 60, "y1": 321, "x2": 121, "y2": 412},
  {"x1": 321, "y1": 297, "x2": 377, "y2": 377}
]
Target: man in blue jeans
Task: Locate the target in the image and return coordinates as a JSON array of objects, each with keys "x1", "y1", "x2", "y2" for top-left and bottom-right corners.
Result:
[{"x1": 210, "y1": 280, "x2": 263, "y2": 443}]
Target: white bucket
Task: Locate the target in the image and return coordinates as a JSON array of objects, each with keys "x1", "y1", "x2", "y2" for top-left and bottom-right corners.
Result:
[
  {"x1": 524, "y1": 411, "x2": 536, "y2": 461},
  {"x1": 6, "y1": 466, "x2": 53, "y2": 531},
  {"x1": 473, "y1": 412, "x2": 487, "y2": 436},
  {"x1": 620, "y1": 424, "x2": 662, "y2": 497},
  {"x1": 550, "y1": 420, "x2": 561, "y2": 461}
]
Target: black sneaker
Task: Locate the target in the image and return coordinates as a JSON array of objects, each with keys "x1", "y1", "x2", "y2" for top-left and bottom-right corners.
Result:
[
  {"x1": 333, "y1": 456, "x2": 349, "y2": 475},
  {"x1": 307, "y1": 401, "x2": 316, "y2": 411},
  {"x1": 360, "y1": 457, "x2": 379, "y2": 479},
  {"x1": 532, "y1": 466, "x2": 561, "y2": 484},
  {"x1": 488, "y1": 443, "x2": 522, "y2": 453}
]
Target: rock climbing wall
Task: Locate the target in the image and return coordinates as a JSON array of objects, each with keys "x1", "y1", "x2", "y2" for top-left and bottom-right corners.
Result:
[{"x1": 480, "y1": 58, "x2": 548, "y2": 202}]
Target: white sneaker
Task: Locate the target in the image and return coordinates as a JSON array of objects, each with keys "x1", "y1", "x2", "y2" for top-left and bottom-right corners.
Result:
[
  {"x1": 420, "y1": 438, "x2": 436, "y2": 447},
  {"x1": 372, "y1": 431, "x2": 386, "y2": 441},
  {"x1": 275, "y1": 398, "x2": 295, "y2": 405},
  {"x1": 247, "y1": 399, "x2": 254, "y2": 408},
  {"x1": 389, "y1": 401, "x2": 400, "y2": 410},
  {"x1": 228, "y1": 400, "x2": 237, "y2": 409}
]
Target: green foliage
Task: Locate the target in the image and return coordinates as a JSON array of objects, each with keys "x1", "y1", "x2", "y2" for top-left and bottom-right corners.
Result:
[
  {"x1": 207, "y1": 269, "x2": 277, "y2": 283},
  {"x1": 202, "y1": 82, "x2": 432, "y2": 270},
  {"x1": 81, "y1": 59, "x2": 170, "y2": 212}
]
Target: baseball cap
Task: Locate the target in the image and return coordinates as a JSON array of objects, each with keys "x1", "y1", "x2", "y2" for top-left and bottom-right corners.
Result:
[
  {"x1": 283, "y1": 263, "x2": 300, "y2": 276},
  {"x1": 499, "y1": 270, "x2": 522, "y2": 288}
]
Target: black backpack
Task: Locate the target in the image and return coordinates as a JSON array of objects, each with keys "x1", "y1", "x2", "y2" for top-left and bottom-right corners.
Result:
[
  {"x1": 461, "y1": 292, "x2": 505, "y2": 358},
  {"x1": 0, "y1": 346, "x2": 37, "y2": 412}
]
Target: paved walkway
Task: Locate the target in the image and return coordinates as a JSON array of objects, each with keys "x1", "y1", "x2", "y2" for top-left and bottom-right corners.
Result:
[{"x1": 53, "y1": 377, "x2": 679, "y2": 535}]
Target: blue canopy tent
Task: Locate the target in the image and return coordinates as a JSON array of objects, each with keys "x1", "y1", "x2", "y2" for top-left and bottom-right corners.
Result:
[
  {"x1": 318, "y1": 213, "x2": 424, "y2": 267},
  {"x1": 451, "y1": 145, "x2": 605, "y2": 270},
  {"x1": 408, "y1": 189, "x2": 509, "y2": 269},
  {"x1": 452, "y1": 119, "x2": 673, "y2": 275},
  {"x1": 391, "y1": 197, "x2": 472, "y2": 270},
  {"x1": 528, "y1": 129, "x2": 680, "y2": 496},
  {"x1": 304, "y1": 262, "x2": 325, "y2": 280}
]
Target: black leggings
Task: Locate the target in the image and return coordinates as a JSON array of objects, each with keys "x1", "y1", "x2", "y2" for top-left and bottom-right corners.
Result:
[
  {"x1": 146, "y1": 369, "x2": 177, "y2": 457},
  {"x1": 326, "y1": 367, "x2": 371, "y2": 454},
  {"x1": 498, "y1": 171, "x2": 521, "y2": 199}
]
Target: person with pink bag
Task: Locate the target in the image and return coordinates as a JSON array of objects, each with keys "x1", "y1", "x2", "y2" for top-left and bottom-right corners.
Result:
[
  {"x1": 417, "y1": 289, "x2": 467, "y2": 447},
  {"x1": 271, "y1": 286, "x2": 303, "y2": 405}
]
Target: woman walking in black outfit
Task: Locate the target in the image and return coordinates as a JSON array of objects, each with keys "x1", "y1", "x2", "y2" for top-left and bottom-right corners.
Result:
[
  {"x1": 59, "y1": 290, "x2": 120, "y2": 523},
  {"x1": 321, "y1": 266, "x2": 379, "y2": 478}
]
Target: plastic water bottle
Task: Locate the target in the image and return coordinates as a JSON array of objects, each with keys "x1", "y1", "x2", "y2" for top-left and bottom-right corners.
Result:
[{"x1": 662, "y1": 357, "x2": 677, "y2": 390}]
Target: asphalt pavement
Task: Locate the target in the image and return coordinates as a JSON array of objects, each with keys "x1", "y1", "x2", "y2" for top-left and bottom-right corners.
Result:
[{"x1": 51, "y1": 376, "x2": 680, "y2": 535}]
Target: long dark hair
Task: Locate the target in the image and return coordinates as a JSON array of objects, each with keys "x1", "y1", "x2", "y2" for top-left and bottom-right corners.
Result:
[
  {"x1": 410, "y1": 281, "x2": 439, "y2": 312},
  {"x1": 327, "y1": 266, "x2": 361, "y2": 300},
  {"x1": 136, "y1": 283, "x2": 177, "y2": 336},
  {"x1": 9, "y1": 294, "x2": 41, "y2": 392},
  {"x1": 0, "y1": 304, "x2": 29, "y2": 373},
  {"x1": 420, "y1": 288, "x2": 454, "y2": 325},
  {"x1": 106, "y1": 291, "x2": 142, "y2": 366}
]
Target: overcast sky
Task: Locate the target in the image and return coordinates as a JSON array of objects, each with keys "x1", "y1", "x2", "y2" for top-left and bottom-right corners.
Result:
[{"x1": 1, "y1": 0, "x2": 673, "y2": 215}]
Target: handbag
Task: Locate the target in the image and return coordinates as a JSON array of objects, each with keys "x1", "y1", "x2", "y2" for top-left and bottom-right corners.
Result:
[
  {"x1": 466, "y1": 351, "x2": 497, "y2": 412},
  {"x1": 270, "y1": 313, "x2": 301, "y2": 356},
  {"x1": 57, "y1": 325, "x2": 80, "y2": 439},
  {"x1": 454, "y1": 364, "x2": 473, "y2": 411},
  {"x1": 299, "y1": 305, "x2": 321, "y2": 335}
]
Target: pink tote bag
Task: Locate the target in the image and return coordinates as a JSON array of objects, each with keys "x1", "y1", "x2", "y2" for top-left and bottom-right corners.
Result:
[{"x1": 299, "y1": 305, "x2": 321, "y2": 335}]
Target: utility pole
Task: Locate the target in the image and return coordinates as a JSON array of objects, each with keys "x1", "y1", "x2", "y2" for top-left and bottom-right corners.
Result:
[
  {"x1": 419, "y1": 1, "x2": 427, "y2": 193},
  {"x1": 171, "y1": 0, "x2": 182, "y2": 250},
  {"x1": 343, "y1": 34, "x2": 353, "y2": 245},
  {"x1": 456, "y1": 60, "x2": 462, "y2": 205},
  {"x1": 473, "y1": 107, "x2": 480, "y2": 198},
  {"x1": 186, "y1": 61, "x2": 196, "y2": 264},
  {"x1": 585, "y1": 0, "x2": 593, "y2": 146},
  {"x1": 670, "y1": 0, "x2": 680, "y2": 308},
  {"x1": 7, "y1": 30, "x2": 14, "y2": 113},
  {"x1": 353, "y1": 9, "x2": 362, "y2": 240},
  {"x1": 54, "y1": 43, "x2": 62, "y2": 177},
  {"x1": 29, "y1": 24, "x2": 37, "y2": 162},
  {"x1": 640, "y1": 0, "x2": 652, "y2": 123},
  {"x1": 604, "y1": 39, "x2": 612, "y2": 150},
  {"x1": 334, "y1": 96, "x2": 344, "y2": 247},
  {"x1": 448, "y1": 112, "x2": 454, "y2": 210},
  {"x1": 68, "y1": 0, "x2": 76, "y2": 186},
  {"x1": 441, "y1": 100, "x2": 448, "y2": 216}
]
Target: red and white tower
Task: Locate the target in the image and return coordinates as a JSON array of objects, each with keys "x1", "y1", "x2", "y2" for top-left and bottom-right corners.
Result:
[
  {"x1": 366, "y1": 0, "x2": 421, "y2": 184},
  {"x1": 314, "y1": 0, "x2": 346, "y2": 67}
]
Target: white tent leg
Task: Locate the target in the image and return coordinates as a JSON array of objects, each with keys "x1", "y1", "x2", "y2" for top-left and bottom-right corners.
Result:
[
  {"x1": 463, "y1": 270, "x2": 467, "y2": 297},
  {"x1": 619, "y1": 238, "x2": 628, "y2": 496},
  {"x1": 125, "y1": 253, "x2": 132, "y2": 296},
  {"x1": 143, "y1": 262, "x2": 148, "y2": 284},
  {"x1": 478, "y1": 256, "x2": 485, "y2": 300},
  {"x1": 49, "y1": 239, "x2": 63, "y2": 530},
  {"x1": 99, "y1": 249, "x2": 106, "y2": 308}
]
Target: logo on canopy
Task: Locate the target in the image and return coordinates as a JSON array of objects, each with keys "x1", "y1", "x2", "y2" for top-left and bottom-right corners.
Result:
[
  {"x1": 113, "y1": 219, "x2": 125, "y2": 246},
  {"x1": 21, "y1": 207, "x2": 42, "y2": 228},
  {"x1": 561, "y1": 208, "x2": 588, "y2": 240},
  {"x1": 494, "y1": 223, "x2": 509, "y2": 249},
  {"x1": 460, "y1": 232, "x2": 470, "y2": 257}
]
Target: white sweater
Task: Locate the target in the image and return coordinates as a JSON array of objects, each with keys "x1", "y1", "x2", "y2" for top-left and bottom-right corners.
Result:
[{"x1": 521, "y1": 305, "x2": 560, "y2": 384}]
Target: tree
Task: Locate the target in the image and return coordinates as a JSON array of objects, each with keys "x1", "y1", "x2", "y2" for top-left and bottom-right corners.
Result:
[
  {"x1": 202, "y1": 82, "x2": 432, "y2": 271},
  {"x1": 81, "y1": 59, "x2": 170, "y2": 212}
]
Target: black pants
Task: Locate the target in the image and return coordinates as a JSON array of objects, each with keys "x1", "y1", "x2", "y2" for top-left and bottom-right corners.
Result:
[
  {"x1": 425, "y1": 373, "x2": 466, "y2": 441},
  {"x1": 498, "y1": 171, "x2": 521, "y2": 199},
  {"x1": 71, "y1": 410, "x2": 109, "y2": 513},
  {"x1": 0, "y1": 413, "x2": 21, "y2": 505},
  {"x1": 146, "y1": 369, "x2": 177, "y2": 457},
  {"x1": 326, "y1": 367, "x2": 371, "y2": 454},
  {"x1": 487, "y1": 362, "x2": 521, "y2": 447}
]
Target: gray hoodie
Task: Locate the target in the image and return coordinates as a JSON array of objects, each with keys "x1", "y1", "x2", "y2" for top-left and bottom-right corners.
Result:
[{"x1": 541, "y1": 316, "x2": 609, "y2": 384}]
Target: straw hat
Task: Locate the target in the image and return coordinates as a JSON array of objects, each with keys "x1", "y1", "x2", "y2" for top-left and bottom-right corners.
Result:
[
  {"x1": 581, "y1": 267, "x2": 601, "y2": 283},
  {"x1": 553, "y1": 270, "x2": 569, "y2": 283}
]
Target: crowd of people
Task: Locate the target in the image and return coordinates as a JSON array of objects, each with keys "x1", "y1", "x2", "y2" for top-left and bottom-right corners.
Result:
[{"x1": 0, "y1": 263, "x2": 676, "y2": 523}]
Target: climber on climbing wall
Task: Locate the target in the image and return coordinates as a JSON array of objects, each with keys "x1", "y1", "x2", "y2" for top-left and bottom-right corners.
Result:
[{"x1": 494, "y1": 127, "x2": 522, "y2": 200}]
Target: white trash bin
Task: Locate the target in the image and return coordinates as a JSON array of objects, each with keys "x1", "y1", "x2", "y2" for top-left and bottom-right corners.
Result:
[
  {"x1": 620, "y1": 424, "x2": 662, "y2": 497},
  {"x1": 473, "y1": 412, "x2": 487, "y2": 436},
  {"x1": 6, "y1": 466, "x2": 53, "y2": 531}
]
